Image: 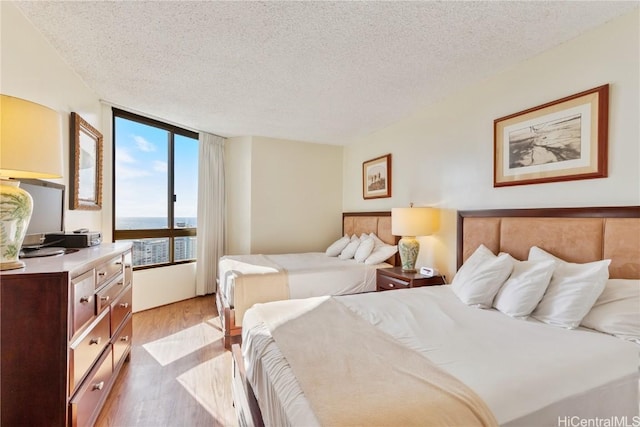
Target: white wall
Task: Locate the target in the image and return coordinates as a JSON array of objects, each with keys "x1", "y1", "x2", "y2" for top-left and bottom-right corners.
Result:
[
  {"x1": 3, "y1": 3, "x2": 197, "y2": 312},
  {"x1": 225, "y1": 136, "x2": 344, "y2": 255},
  {"x1": 225, "y1": 136, "x2": 253, "y2": 255},
  {"x1": 1, "y1": 2, "x2": 102, "y2": 233},
  {"x1": 132, "y1": 262, "x2": 197, "y2": 312},
  {"x1": 343, "y1": 11, "x2": 640, "y2": 281},
  {"x1": 251, "y1": 136, "x2": 343, "y2": 253}
]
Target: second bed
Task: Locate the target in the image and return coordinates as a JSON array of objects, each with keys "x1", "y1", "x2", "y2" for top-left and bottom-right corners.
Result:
[{"x1": 216, "y1": 211, "x2": 399, "y2": 348}]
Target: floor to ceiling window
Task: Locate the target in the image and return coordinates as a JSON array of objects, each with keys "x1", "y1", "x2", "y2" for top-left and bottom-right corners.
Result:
[{"x1": 112, "y1": 108, "x2": 198, "y2": 268}]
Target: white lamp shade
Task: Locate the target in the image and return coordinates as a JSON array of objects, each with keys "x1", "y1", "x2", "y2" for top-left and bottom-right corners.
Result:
[
  {"x1": 0, "y1": 95, "x2": 63, "y2": 179},
  {"x1": 391, "y1": 207, "x2": 438, "y2": 237}
]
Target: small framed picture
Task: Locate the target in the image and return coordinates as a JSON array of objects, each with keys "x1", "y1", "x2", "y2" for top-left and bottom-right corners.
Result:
[
  {"x1": 494, "y1": 84, "x2": 608, "y2": 187},
  {"x1": 363, "y1": 154, "x2": 391, "y2": 199}
]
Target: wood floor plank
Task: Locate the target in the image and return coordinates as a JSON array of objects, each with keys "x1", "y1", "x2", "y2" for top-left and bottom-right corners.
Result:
[{"x1": 95, "y1": 295, "x2": 237, "y2": 427}]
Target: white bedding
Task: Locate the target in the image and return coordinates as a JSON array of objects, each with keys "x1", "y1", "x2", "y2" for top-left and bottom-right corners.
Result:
[
  {"x1": 242, "y1": 286, "x2": 639, "y2": 426},
  {"x1": 219, "y1": 252, "x2": 388, "y2": 307}
]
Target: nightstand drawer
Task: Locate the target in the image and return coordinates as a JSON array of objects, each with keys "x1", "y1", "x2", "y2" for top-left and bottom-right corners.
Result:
[
  {"x1": 377, "y1": 274, "x2": 410, "y2": 290},
  {"x1": 376, "y1": 267, "x2": 445, "y2": 291}
]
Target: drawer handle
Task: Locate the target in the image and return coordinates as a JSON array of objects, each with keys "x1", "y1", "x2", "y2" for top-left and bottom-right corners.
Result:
[
  {"x1": 389, "y1": 283, "x2": 394, "y2": 288},
  {"x1": 98, "y1": 272, "x2": 106, "y2": 277},
  {"x1": 120, "y1": 335, "x2": 130, "y2": 342},
  {"x1": 79, "y1": 296, "x2": 93, "y2": 303},
  {"x1": 117, "y1": 281, "x2": 124, "y2": 287},
  {"x1": 125, "y1": 264, "x2": 131, "y2": 269},
  {"x1": 92, "y1": 381, "x2": 105, "y2": 391},
  {"x1": 115, "y1": 261, "x2": 122, "y2": 265},
  {"x1": 89, "y1": 337, "x2": 102, "y2": 345},
  {"x1": 100, "y1": 296, "x2": 110, "y2": 302},
  {"x1": 120, "y1": 302, "x2": 129, "y2": 309}
]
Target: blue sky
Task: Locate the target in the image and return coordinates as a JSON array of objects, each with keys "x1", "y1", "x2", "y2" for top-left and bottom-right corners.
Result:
[{"x1": 115, "y1": 117, "x2": 198, "y2": 219}]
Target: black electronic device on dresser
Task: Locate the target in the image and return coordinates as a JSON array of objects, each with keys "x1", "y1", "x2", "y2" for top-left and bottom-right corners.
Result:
[{"x1": 45, "y1": 230, "x2": 102, "y2": 248}]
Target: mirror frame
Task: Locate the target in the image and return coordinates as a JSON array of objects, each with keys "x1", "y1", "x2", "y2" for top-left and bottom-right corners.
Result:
[{"x1": 70, "y1": 112, "x2": 103, "y2": 210}]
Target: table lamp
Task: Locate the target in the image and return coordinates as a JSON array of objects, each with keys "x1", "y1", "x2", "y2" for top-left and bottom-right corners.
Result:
[
  {"x1": 0, "y1": 95, "x2": 63, "y2": 270},
  {"x1": 391, "y1": 205, "x2": 438, "y2": 272}
]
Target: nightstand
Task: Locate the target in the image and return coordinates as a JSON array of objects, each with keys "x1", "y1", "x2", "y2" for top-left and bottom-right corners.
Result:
[{"x1": 376, "y1": 267, "x2": 445, "y2": 291}]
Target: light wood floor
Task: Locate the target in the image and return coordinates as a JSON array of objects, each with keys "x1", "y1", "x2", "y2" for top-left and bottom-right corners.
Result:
[{"x1": 96, "y1": 295, "x2": 238, "y2": 427}]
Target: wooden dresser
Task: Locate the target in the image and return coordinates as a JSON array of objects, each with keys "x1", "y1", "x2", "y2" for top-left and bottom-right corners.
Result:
[{"x1": 0, "y1": 242, "x2": 133, "y2": 426}]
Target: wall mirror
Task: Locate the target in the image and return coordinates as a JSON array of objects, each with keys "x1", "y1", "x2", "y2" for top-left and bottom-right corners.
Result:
[{"x1": 70, "y1": 112, "x2": 103, "y2": 210}]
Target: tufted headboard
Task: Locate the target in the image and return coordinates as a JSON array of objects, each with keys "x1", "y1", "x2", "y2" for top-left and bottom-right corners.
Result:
[
  {"x1": 457, "y1": 206, "x2": 640, "y2": 279},
  {"x1": 343, "y1": 212, "x2": 400, "y2": 265}
]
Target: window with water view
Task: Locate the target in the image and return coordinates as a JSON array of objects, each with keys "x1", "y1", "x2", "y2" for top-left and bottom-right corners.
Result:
[{"x1": 113, "y1": 108, "x2": 198, "y2": 268}]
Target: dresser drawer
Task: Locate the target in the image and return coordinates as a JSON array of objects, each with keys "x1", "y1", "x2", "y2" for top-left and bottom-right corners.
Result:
[
  {"x1": 95, "y1": 255, "x2": 124, "y2": 290},
  {"x1": 124, "y1": 250, "x2": 132, "y2": 287},
  {"x1": 96, "y1": 274, "x2": 125, "y2": 314},
  {"x1": 69, "y1": 309, "x2": 110, "y2": 394},
  {"x1": 377, "y1": 274, "x2": 410, "y2": 290},
  {"x1": 71, "y1": 270, "x2": 96, "y2": 338},
  {"x1": 111, "y1": 285, "x2": 132, "y2": 333},
  {"x1": 69, "y1": 346, "x2": 113, "y2": 427},
  {"x1": 113, "y1": 315, "x2": 132, "y2": 370}
]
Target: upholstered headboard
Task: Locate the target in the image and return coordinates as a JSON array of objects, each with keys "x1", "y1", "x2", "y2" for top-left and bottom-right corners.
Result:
[
  {"x1": 457, "y1": 206, "x2": 640, "y2": 279},
  {"x1": 343, "y1": 212, "x2": 400, "y2": 265}
]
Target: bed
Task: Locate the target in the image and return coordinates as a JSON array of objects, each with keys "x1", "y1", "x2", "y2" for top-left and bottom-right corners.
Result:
[
  {"x1": 217, "y1": 211, "x2": 399, "y2": 348},
  {"x1": 232, "y1": 206, "x2": 640, "y2": 427}
]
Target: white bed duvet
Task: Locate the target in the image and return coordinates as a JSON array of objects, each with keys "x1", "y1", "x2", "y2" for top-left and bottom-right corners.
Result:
[
  {"x1": 219, "y1": 252, "x2": 388, "y2": 308},
  {"x1": 242, "y1": 286, "x2": 639, "y2": 426}
]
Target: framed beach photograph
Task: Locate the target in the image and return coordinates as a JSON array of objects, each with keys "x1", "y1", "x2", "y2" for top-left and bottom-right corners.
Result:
[
  {"x1": 70, "y1": 112, "x2": 103, "y2": 210},
  {"x1": 363, "y1": 153, "x2": 391, "y2": 199},
  {"x1": 494, "y1": 84, "x2": 608, "y2": 187}
]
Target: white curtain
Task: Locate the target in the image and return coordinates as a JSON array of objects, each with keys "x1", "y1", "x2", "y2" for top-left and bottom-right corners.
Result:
[{"x1": 196, "y1": 132, "x2": 225, "y2": 295}]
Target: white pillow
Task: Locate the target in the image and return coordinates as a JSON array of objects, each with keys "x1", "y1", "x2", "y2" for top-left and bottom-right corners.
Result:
[
  {"x1": 581, "y1": 279, "x2": 640, "y2": 343},
  {"x1": 369, "y1": 232, "x2": 386, "y2": 248},
  {"x1": 325, "y1": 235, "x2": 350, "y2": 257},
  {"x1": 450, "y1": 245, "x2": 513, "y2": 308},
  {"x1": 529, "y1": 246, "x2": 610, "y2": 329},
  {"x1": 493, "y1": 256, "x2": 555, "y2": 318},
  {"x1": 364, "y1": 244, "x2": 398, "y2": 265},
  {"x1": 354, "y1": 236, "x2": 375, "y2": 263},
  {"x1": 338, "y1": 235, "x2": 360, "y2": 260}
]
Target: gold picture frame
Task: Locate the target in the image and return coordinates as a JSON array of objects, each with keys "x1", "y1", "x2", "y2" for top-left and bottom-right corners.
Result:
[
  {"x1": 494, "y1": 84, "x2": 608, "y2": 187},
  {"x1": 70, "y1": 112, "x2": 103, "y2": 210},
  {"x1": 363, "y1": 153, "x2": 392, "y2": 199}
]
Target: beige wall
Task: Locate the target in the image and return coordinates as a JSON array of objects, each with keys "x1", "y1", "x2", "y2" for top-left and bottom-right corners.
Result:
[
  {"x1": 225, "y1": 136, "x2": 253, "y2": 255},
  {"x1": 132, "y1": 263, "x2": 197, "y2": 312},
  {"x1": 225, "y1": 136, "x2": 343, "y2": 255},
  {"x1": 2, "y1": 2, "x2": 196, "y2": 312},
  {"x1": 342, "y1": 10, "x2": 640, "y2": 281},
  {"x1": 1, "y1": 2, "x2": 102, "y2": 233}
]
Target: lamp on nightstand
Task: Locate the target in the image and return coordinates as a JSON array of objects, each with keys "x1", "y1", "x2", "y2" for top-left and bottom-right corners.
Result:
[
  {"x1": 391, "y1": 205, "x2": 438, "y2": 272},
  {"x1": 0, "y1": 95, "x2": 63, "y2": 270}
]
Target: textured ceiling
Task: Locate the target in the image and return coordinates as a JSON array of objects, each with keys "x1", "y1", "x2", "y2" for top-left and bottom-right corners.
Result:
[{"x1": 14, "y1": 1, "x2": 637, "y2": 145}]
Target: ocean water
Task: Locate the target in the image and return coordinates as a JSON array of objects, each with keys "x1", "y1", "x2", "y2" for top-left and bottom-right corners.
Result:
[{"x1": 116, "y1": 217, "x2": 197, "y2": 230}]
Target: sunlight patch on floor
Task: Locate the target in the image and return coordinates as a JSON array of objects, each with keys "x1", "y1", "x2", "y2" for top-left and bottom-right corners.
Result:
[
  {"x1": 176, "y1": 352, "x2": 237, "y2": 426},
  {"x1": 142, "y1": 322, "x2": 222, "y2": 366},
  {"x1": 206, "y1": 316, "x2": 223, "y2": 331}
]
